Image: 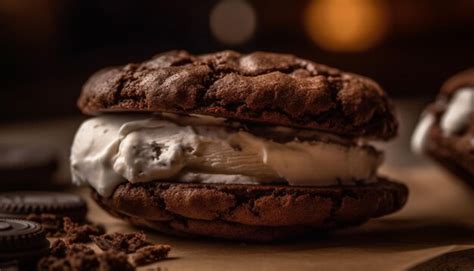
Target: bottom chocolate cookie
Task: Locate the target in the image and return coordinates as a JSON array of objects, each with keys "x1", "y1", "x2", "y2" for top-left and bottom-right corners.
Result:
[{"x1": 92, "y1": 178, "x2": 408, "y2": 241}]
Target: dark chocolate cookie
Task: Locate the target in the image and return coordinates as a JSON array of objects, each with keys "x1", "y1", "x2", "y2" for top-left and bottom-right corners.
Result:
[
  {"x1": 440, "y1": 68, "x2": 474, "y2": 97},
  {"x1": 0, "y1": 192, "x2": 87, "y2": 220},
  {"x1": 78, "y1": 50, "x2": 397, "y2": 139},
  {"x1": 0, "y1": 218, "x2": 49, "y2": 265},
  {"x1": 92, "y1": 178, "x2": 408, "y2": 241},
  {"x1": 414, "y1": 68, "x2": 474, "y2": 183},
  {"x1": 425, "y1": 118, "x2": 474, "y2": 182}
]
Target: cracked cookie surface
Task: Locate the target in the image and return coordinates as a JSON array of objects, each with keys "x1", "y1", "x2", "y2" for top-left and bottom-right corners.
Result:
[
  {"x1": 92, "y1": 179, "x2": 408, "y2": 241},
  {"x1": 79, "y1": 50, "x2": 397, "y2": 140}
]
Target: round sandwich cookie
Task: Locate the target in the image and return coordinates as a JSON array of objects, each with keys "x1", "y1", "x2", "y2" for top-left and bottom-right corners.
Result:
[
  {"x1": 0, "y1": 192, "x2": 87, "y2": 220},
  {"x1": 412, "y1": 68, "x2": 474, "y2": 184},
  {"x1": 0, "y1": 218, "x2": 49, "y2": 265},
  {"x1": 92, "y1": 179, "x2": 406, "y2": 241},
  {"x1": 73, "y1": 50, "x2": 408, "y2": 241},
  {"x1": 0, "y1": 144, "x2": 57, "y2": 190}
]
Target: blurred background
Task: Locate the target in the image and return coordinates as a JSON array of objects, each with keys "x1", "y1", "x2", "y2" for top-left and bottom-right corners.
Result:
[
  {"x1": 0, "y1": 0, "x2": 473, "y2": 184},
  {"x1": 0, "y1": 0, "x2": 473, "y2": 121}
]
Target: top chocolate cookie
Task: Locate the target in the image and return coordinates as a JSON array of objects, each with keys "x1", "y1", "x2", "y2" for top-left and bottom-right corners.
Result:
[
  {"x1": 440, "y1": 68, "x2": 474, "y2": 97},
  {"x1": 78, "y1": 50, "x2": 397, "y2": 139}
]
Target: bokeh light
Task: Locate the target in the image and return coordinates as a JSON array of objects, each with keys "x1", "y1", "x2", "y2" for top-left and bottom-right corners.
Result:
[
  {"x1": 210, "y1": 0, "x2": 256, "y2": 45},
  {"x1": 304, "y1": 0, "x2": 389, "y2": 52}
]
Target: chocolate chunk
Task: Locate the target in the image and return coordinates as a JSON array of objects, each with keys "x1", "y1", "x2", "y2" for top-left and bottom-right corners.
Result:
[
  {"x1": 91, "y1": 232, "x2": 151, "y2": 253},
  {"x1": 63, "y1": 217, "x2": 105, "y2": 243},
  {"x1": 49, "y1": 239, "x2": 68, "y2": 258},
  {"x1": 98, "y1": 251, "x2": 134, "y2": 271},
  {"x1": 39, "y1": 239, "x2": 135, "y2": 271},
  {"x1": 67, "y1": 243, "x2": 95, "y2": 257},
  {"x1": 68, "y1": 253, "x2": 101, "y2": 271},
  {"x1": 132, "y1": 245, "x2": 171, "y2": 266},
  {"x1": 38, "y1": 253, "x2": 101, "y2": 271},
  {"x1": 37, "y1": 256, "x2": 72, "y2": 271}
]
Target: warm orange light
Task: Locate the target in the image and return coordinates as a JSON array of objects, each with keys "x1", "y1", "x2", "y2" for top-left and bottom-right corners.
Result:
[{"x1": 304, "y1": 0, "x2": 389, "y2": 52}]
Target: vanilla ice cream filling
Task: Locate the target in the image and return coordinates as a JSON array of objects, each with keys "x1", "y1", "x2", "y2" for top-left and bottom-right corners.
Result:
[{"x1": 71, "y1": 114, "x2": 383, "y2": 197}]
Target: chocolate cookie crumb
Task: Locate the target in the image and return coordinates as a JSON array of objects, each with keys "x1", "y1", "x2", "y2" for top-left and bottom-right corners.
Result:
[
  {"x1": 63, "y1": 217, "x2": 105, "y2": 243},
  {"x1": 39, "y1": 240, "x2": 136, "y2": 271},
  {"x1": 132, "y1": 245, "x2": 171, "y2": 266},
  {"x1": 67, "y1": 243, "x2": 95, "y2": 257},
  {"x1": 68, "y1": 253, "x2": 100, "y2": 271},
  {"x1": 144, "y1": 268, "x2": 168, "y2": 271},
  {"x1": 49, "y1": 239, "x2": 96, "y2": 259},
  {"x1": 37, "y1": 256, "x2": 72, "y2": 271},
  {"x1": 25, "y1": 213, "x2": 65, "y2": 237},
  {"x1": 91, "y1": 232, "x2": 151, "y2": 253},
  {"x1": 49, "y1": 239, "x2": 68, "y2": 258},
  {"x1": 99, "y1": 251, "x2": 134, "y2": 271}
]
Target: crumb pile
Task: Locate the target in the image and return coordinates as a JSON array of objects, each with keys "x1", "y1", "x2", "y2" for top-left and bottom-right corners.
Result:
[{"x1": 30, "y1": 216, "x2": 172, "y2": 270}]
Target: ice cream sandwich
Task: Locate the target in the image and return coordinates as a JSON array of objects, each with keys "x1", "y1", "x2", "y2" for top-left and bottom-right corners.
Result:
[{"x1": 71, "y1": 50, "x2": 408, "y2": 241}]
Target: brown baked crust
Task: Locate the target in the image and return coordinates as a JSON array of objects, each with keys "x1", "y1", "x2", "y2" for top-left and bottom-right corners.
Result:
[
  {"x1": 79, "y1": 50, "x2": 397, "y2": 140},
  {"x1": 92, "y1": 179, "x2": 408, "y2": 241},
  {"x1": 440, "y1": 68, "x2": 474, "y2": 98},
  {"x1": 425, "y1": 111, "x2": 474, "y2": 183},
  {"x1": 422, "y1": 68, "x2": 474, "y2": 183}
]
